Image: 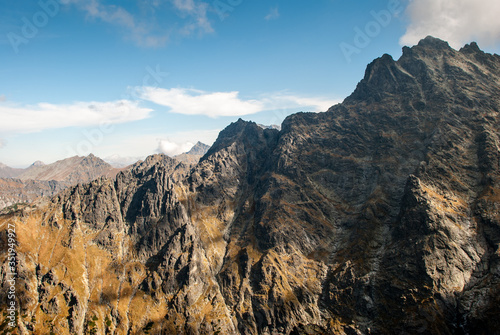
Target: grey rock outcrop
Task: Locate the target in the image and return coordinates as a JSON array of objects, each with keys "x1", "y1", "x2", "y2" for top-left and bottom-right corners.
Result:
[{"x1": 2, "y1": 37, "x2": 500, "y2": 334}]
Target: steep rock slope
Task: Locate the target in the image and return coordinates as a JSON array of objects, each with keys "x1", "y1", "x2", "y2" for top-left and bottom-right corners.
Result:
[{"x1": 1, "y1": 37, "x2": 500, "y2": 334}]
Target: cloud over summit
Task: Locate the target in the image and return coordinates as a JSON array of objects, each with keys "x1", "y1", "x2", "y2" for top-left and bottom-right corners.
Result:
[{"x1": 400, "y1": 0, "x2": 500, "y2": 49}]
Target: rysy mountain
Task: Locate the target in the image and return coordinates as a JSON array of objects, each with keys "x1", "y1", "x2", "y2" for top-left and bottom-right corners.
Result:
[{"x1": 1, "y1": 36, "x2": 500, "y2": 334}]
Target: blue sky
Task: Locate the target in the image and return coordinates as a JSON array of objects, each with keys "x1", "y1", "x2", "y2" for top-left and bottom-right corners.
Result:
[{"x1": 1, "y1": 0, "x2": 499, "y2": 167}]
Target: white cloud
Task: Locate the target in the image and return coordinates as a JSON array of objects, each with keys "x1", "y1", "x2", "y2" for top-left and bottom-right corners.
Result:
[
  {"x1": 140, "y1": 87, "x2": 265, "y2": 117},
  {"x1": 172, "y1": 0, "x2": 196, "y2": 12},
  {"x1": 61, "y1": 0, "x2": 213, "y2": 47},
  {"x1": 0, "y1": 100, "x2": 152, "y2": 134},
  {"x1": 139, "y1": 87, "x2": 340, "y2": 117},
  {"x1": 0, "y1": 139, "x2": 6, "y2": 149},
  {"x1": 265, "y1": 7, "x2": 280, "y2": 21},
  {"x1": 61, "y1": 0, "x2": 168, "y2": 47},
  {"x1": 170, "y1": 0, "x2": 213, "y2": 35},
  {"x1": 157, "y1": 139, "x2": 195, "y2": 156},
  {"x1": 88, "y1": 128, "x2": 219, "y2": 163},
  {"x1": 400, "y1": 0, "x2": 500, "y2": 48}
]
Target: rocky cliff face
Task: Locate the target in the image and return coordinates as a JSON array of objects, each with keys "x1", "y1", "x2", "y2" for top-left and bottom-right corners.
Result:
[{"x1": 1, "y1": 36, "x2": 500, "y2": 334}]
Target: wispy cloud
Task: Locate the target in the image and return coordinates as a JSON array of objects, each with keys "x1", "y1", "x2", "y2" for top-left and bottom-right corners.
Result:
[
  {"x1": 98, "y1": 128, "x2": 219, "y2": 161},
  {"x1": 0, "y1": 88, "x2": 339, "y2": 135},
  {"x1": 0, "y1": 139, "x2": 6, "y2": 149},
  {"x1": 265, "y1": 6, "x2": 280, "y2": 21},
  {"x1": 139, "y1": 87, "x2": 340, "y2": 117},
  {"x1": 400, "y1": 0, "x2": 500, "y2": 48},
  {"x1": 172, "y1": 0, "x2": 196, "y2": 12},
  {"x1": 140, "y1": 87, "x2": 264, "y2": 117},
  {"x1": 61, "y1": 0, "x2": 214, "y2": 47},
  {"x1": 171, "y1": 0, "x2": 213, "y2": 36},
  {"x1": 0, "y1": 100, "x2": 152, "y2": 134},
  {"x1": 0, "y1": 95, "x2": 6, "y2": 102},
  {"x1": 61, "y1": 0, "x2": 168, "y2": 47}
]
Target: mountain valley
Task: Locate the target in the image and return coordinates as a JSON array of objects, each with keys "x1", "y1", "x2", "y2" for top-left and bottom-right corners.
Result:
[{"x1": 1, "y1": 37, "x2": 500, "y2": 334}]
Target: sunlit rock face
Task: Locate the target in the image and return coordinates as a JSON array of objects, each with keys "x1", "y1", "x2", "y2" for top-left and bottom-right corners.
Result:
[{"x1": 2, "y1": 36, "x2": 500, "y2": 334}]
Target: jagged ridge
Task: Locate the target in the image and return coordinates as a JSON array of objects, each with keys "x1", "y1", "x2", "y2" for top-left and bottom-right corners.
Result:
[{"x1": 1, "y1": 37, "x2": 500, "y2": 334}]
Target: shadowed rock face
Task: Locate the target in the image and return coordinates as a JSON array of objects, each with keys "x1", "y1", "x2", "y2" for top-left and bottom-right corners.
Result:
[{"x1": 2, "y1": 36, "x2": 500, "y2": 334}]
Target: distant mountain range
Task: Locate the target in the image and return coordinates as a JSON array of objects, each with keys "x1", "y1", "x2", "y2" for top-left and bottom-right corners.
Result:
[
  {"x1": 0, "y1": 162, "x2": 23, "y2": 178},
  {"x1": 0, "y1": 143, "x2": 210, "y2": 210},
  {"x1": 173, "y1": 141, "x2": 211, "y2": 164},
  {"x1": 17, "y1": 154, "x2": 120, "y2": 183},
  {"x1": 2, "y1": 37, "x2": 500, "y2": 334},
  {"x1": 0, "y1": 154, "x2": 120, "y2": 210}
]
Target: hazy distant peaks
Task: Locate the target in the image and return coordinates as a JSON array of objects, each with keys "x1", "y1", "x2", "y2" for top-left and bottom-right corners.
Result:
[
  {"x1": 173, "y1": 141, "x2": 210, "y2": 165},
  {"x1": 30, "y1": 160, "x2": 45, "y2": 167},
  {"x1": 17, "y1": 154, "x2": 118, "y2": 183},
  {"x1": 186, "y1": 141, "x2": 210, "y2": 156},
  {"x1": 257, "y1": 124, "x2": 281, "y2": 131}
]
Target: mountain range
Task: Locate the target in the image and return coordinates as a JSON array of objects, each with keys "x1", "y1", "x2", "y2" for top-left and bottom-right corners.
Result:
[
  {"x1": 173, "y1": 141, "x2": 211, "y2": 165},
  {"x1": 0, "y1": 154, "x2": 119, "y2": 211},
  {"x1": 1, "y1": 36, "x2": 500, "y2": 334},
  {"x1": 0, "y1": 144, "x2": 210, "y2": 211},
  {"x1": 0, "y1": 162, "x2": 23, "y2": 179}
]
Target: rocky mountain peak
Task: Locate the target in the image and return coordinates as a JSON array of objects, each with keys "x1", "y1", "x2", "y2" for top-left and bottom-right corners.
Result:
[
  {"x1": 127, "y1": 153, "x2": 189, "y2": 182},
  {"x1": 203, "y1": 118, "x2": 277, "y2": 159},
  {"x1": 186, "y1": 141, "x2": 210, "y2": 156},
  {"x1": 416, "y1": 34, "x2": 452, "y2": 50},
  {"x1": 2, "y1": 37, "x2": 500, "y2": 334},
  {"x1": 173, "y1": 143, "x2": 210, "y2": 165},
  {"x1": 460, "y1": 41, "x2": 481, "y2": 54},
  {"x1": 84, "y1": 153, "x2": 97, "y2": 160},
  {"x1": 30, "y1": 160, "x2": 45, "y2": 167},
  {"x1": 80, "y1": 153, "x2": 109, "y2": 167},
  {"x1": 345, "y1": 35, "x2": 500, "y2": 107},
  {"x1": 143, "y1": 153, "x2": 176, "y2": 166}
]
